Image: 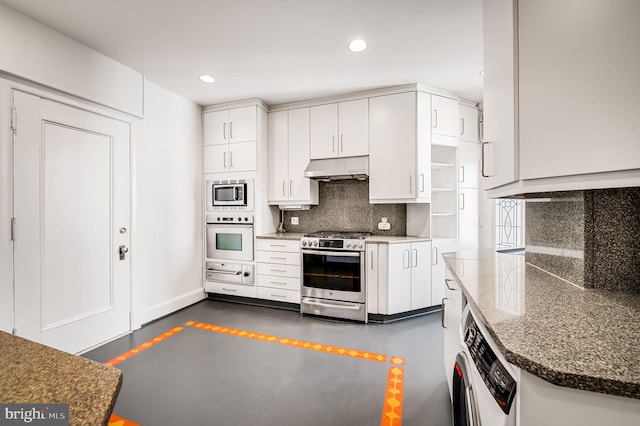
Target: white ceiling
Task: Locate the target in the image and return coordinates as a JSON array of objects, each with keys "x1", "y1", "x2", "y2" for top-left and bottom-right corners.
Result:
[{"x1": 0, "y1": 0, "x2": 484, "y2": 107}]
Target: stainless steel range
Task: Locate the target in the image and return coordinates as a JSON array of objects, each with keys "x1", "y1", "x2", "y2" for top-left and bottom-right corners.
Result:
[{"x1": 300, "y1": 231, "x2": 371, "y2": 322}]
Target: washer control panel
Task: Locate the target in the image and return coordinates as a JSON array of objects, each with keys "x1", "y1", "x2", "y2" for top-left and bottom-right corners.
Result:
[{"x1": 463, "y1": 308, "x2": 517, "y2": 415}]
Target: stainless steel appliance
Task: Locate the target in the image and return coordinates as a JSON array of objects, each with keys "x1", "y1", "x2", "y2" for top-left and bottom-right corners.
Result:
[
  {"x1": 205, "y1": 214, "x2": 254, "y2": 262},
  {"x1": 300, "y1": 231, "x2": 370, "y2": 322},
  {"x1": 205, "y1": 261, "x2": 253, "y2": 285},
  {"x1": 206, "y1": 179, "x2": 253, "y2": 210}
]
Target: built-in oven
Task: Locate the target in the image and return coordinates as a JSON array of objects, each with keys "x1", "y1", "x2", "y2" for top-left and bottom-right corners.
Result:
[
  {"x1": 205, "y1": 214, "x2": 254, "y2": 262},
  {"x1": 300, "y1": 232, "x2": 369, "y2": 322},
  {"x1": 206, "y1": 179, "x2": 253, "y2": 211},
  {"x1": 205, "y1": 261, "x2": 253, "y2": 285}
]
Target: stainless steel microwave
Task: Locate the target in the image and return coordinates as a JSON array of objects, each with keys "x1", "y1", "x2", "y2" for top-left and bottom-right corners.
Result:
[{"x1": 206, "y1": 179, "x2": 253, "y2": 210}]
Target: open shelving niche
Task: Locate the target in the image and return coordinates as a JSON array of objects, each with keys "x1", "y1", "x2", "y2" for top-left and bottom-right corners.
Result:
[{"x1": 430, "y1": 144, "x2": 458, "y2": 240}]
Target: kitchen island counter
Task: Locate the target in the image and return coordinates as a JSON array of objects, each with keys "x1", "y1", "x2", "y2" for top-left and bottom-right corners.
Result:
[
  {"x1": 444, "y1": 249, "x2": 640, "y2": 400},
  {"x1": 0, "y1": 331, "x2": 122, "y2": 425}
]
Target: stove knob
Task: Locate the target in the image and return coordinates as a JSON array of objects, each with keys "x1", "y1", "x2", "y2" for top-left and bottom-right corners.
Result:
[
  {"x1": 345, "y1": 243, "x2": 352, "y2": 249},
  {"x1": 302, "y1": 240, "x2": 307, "y2": 247},
  {"x1": 357, "y1": 243, "x2": 363, "y2": 249},
  {"x1": 313, "y1": 241, "x2": 318, "y2": 247}
]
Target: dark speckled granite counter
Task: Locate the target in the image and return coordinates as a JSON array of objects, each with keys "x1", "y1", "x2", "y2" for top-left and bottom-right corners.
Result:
[
  {"x1": 444, "y1": 249, "x2": 640, "y2": 400},
  {"x1": 0, "y1": 331, "x2": 122, "y2": 425}
]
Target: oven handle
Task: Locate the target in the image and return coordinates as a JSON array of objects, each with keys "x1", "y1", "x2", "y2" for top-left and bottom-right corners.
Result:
[
  {"x1": 208, "y1": 269, "x2": 243, "y2": 276},
  {"x1": 301, "y1": 249, "x2": 362, "y2": 257},
  {"x1": 303, "y1": 300, "x2": 361, "y2": 310}
]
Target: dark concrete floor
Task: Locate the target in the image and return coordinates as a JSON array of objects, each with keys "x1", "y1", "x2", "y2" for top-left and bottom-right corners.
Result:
[{"x1": 84, "y1": 300, "x2": 453, "y2": 426}]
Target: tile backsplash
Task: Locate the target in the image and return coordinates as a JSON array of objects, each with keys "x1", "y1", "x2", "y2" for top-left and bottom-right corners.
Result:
[
  {"x1": 282, "y1": 180, "x2": 406, "y2": 236},
  {"x1": 525, "y1": 188, "x2": 640, "y2": 291}
]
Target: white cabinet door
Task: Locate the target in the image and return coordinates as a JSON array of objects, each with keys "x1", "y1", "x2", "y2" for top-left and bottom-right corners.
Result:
[
  {"x1": 459, "y1": 104, "x2": 479, "y2": 143},
  {"x1": 432, "y1": 95, "x2": 459, "y2": 137},
  {"x1": 410, "y1": 241, "x2": 432, "y2": 310},
  {"x1": 459, "y1": 188, "x2": 479, "y2": 251},
  {"x1": 482, "y1": 0, "x2": 517, "y2": 190},
  {"x1": 228, "y1": 141, "x2": 257, "y2": 172},
  {"x1": 431, "y1": 238, "x2": 458, "y2": 307},
  {"x1": 518, "y1": 0, "x2": 640, "y2": 180},
  {"x1": 204, "y1": 110, "x2": 228, "y2": 145},
  {"x1": 288, "y1": 107, "x2": 314, "y2": 202},
  {"x1": 338, "y1": 99, "x2": 369, "y2": 157},
  {"x1": 443, "y1": 265, "x2": 464, "y2": 400},
  {"x1": 228, "y1": 106, "x2": 257, "y2": 143},
  {"x1": 369, "y1": 92, "x2": 417, "y2": 201},
  {"x1": 203, "y1": 144, "x2": 227, "y2": 174},
  {"x1": 309, "y1": 103, "x2": 338, "y2": 159},
  {"x1": 267, "y1": 111, "x2": 289, "y2": 203},
  {"x1": 366, "y1": 243, "x2": 379, "y2": 315},
  {"x1": 386, "y1": 244, "x2": 412, "y2": 314},
  {"x1": 458, "y1": 141, "x2": 479, "y2": 189}
]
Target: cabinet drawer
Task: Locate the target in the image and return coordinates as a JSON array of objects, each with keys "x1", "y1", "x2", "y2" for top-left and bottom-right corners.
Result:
[
  {"x1": 257, "y1": 262, "x2": 300, "y2": 278},
  {"x1": 257, "y1": 287, "x2": 300, "y2": 304},
  {"x1": 256, "y1": 250, "x2": 300, "y2": 265},
  {"x1": 256, "y1": 274, "x2": 300, "y2": 291},
  {"x1": 205, "y1": 281, "x2": 257, "y2": 298},
  {"x1": 256, "y1": 239, "x2": 300, "y2": 252}
]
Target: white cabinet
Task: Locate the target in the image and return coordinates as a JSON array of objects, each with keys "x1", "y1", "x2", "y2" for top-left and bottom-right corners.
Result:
[
  {"x1": 207, "y1": 281, "x2": 257, "y2": 298},
  {"x1": 203, "y1": 105, "x2": 259, "y2": 173},
  {"x1": 309, "y1": 99, "x2": 368, "y2": 160},
  {"x1": 267, "y1": 108, "x2": 318, "y2": 206},
  {"x1": 458, "y1": 140, "x2": 480, "y2": 251},
  {"x1": 256, "y1": 239, "x2": 301, "y2": 304},
  {"x1": 369, "y1": 91, "x2": 431, "y2": 203},
  {"x1": 431, "y1": 95, "x2": 459, "y2": 139},
  {"x1": 366, "y1": 243, "x2": 379, "y2": 314},
  {"x1": 482, "y1": 0, "x2": 640, "y2": 194},
  {"x1": 431, "y1": 238, "x2": 458, "y2": 308},
  {"x1": 459, "y1": 104, "x2": 479, "y2": 143},
  {"x1": 378, "y1": 241, "x2": 432, "y2": 314},
  {"x1": 442, "y1": 264, "x2": 465, "y2": 400},
  {"x1": 204, "y1": 106, "x2": 257, "y2": 145},
  {"x1": 431, "y1": 144, "x2": 458, "y2": 240}
]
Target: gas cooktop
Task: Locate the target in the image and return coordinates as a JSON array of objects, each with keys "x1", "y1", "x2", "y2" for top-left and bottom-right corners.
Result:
[
  {"x1": 301, "y1": 231, "x2": 372, "y2": 251},
  {"x1": 303, "y1": 231, "x2": 372, "y2": 240}
]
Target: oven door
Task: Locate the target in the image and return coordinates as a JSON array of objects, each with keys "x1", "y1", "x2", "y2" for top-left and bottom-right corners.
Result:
[
  {"x1": 301, "y1": 249, "x2": 365, "y2": 303},
  {"x1": 206, "y1": 224, "x2": 253, "y2": 261}
]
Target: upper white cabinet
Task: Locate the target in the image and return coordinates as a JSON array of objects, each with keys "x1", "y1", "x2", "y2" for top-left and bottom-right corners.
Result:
[
  {"x1": 309, "y1": 99, "x2": 369, "y2": 159},
  {"x1": 203, "y1": 105, "x2": 260, "y2": 173},
  {"x1": 459, "y1": 104, "x2": 479, "y2": 143},
  {"x1": 369, "y1": 91, "x2": 431, "y2": 204},
  {"x1": 267, "y1": 108, "x2": 318, "y2": 206},
  {"x1": 204, "y1": 106, "x2": 257, "y2": 145},
  {"x1": 431, "y1": 95, "x2": 460, "y2": 139},
  {"x1": 483, "y1": 0, "x2": 640, "y2": 195}
]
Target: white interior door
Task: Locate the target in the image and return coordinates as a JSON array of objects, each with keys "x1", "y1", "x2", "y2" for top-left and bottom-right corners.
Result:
[{"x1": 13, "y1": 90, "x2": 131, "y2": 354}]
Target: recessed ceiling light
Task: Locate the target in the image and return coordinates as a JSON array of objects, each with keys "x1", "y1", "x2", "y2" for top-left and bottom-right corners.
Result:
[
  {"x1": 348, "y1": 39, "x2": 367, "y2": 53},
  {"x1": 199, "y1": 74, "x2": 216, "y2": 84}
]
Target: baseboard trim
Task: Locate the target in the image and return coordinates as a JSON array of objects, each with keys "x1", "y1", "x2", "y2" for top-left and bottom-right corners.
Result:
[{"x1": 132, "y1": 289, "x2": 207, "y2": 329}]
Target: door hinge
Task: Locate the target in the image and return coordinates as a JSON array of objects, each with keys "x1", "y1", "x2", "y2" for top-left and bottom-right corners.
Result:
[
  {"x1": 10, "y1": 107, "x2": 17, "y2": 131},
  {"x1": 10, "y1": 217, "x2": 16, "y2": 241}
]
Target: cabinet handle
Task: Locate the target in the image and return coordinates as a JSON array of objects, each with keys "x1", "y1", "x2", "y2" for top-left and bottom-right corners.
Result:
[
  {"x1": 433, "y1": 109, "x2": 438, "y2": 128},
  {"x1": 460, "y1": 165, "x2": 465, "y2": 183},
  {"x1": 270, "y1": 256, "x2": 287, "y2": 260},
  {"x1": 460, "y1": 117, "x2": 465, "y2": 136},
  {"x1": 222, "y1": 287, "x2": 238, "y2": 292},
  {"x1": 223, "y1": 151, "x2": 227, "y2": 168},
  {"x1": 481, "y1": 142, "x2": 490, "y2": 178},
  {"x1": 403, "y1": 249, "x2": 410, "y2": 269},
  {"x1": 269, "y1": 244, "x2": 287, "y2": 248},
  {"x1": 445, "y1": 279, "x2": 457, "y2": 291},
  {"x1": 282, "y1": 180, "x2": 287, "y2": 196},
  {"x1": 223, "y1": 122, "x2": 227, "y2": 140},
  {"x1": 409, "y1": 175, "x2": 413, "y2": 195},
  {"x1": 441, "y1": 298, "x2": 448, "y2": 328},
  {"x1": 229, "y1": 121, "x2": 234, "y2": 139},
  {"x1": 271, "y1": 268, "x2": 287, "y2": 273},
  {"x1": 432, "y1": 247, "x2": 438, "y2": 265},
  {"x1": 370, "y1": 250, "x2": 375, "y2": 269},
  {"x1": 412, "y1": 248, "x2": 418, "y2": 267},
  {"x1": 420, "y1": 174, "x2": 425, "y2": 193},
  {"x1": 229, "y1": 150, "x2": 234, "y2": 167},
  {"x1": 460, "y1": 193, "x2": 465, "y2": 210},
  {"x1": 340, "y1": 134, "x2": 344, "y2": 152},
  {"x1": 332, "y1": 136, "x2": 336, "y2": 153},
  {"x1": 271, "y1": 293, "x2": 288, "y2": 298},
  {"x1": 270, "y1": 281, "x2": 288, "y2": 286},
  {"x1": 289, "y1": 180, "x2": 294, "y2": 197}
]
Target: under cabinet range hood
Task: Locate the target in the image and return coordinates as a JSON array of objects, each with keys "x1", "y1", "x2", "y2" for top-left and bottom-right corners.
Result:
[{"x1": 303, "y1": 156, "x2": 369, "y2": 181}]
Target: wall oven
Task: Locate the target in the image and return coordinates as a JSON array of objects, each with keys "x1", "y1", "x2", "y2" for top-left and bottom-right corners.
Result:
[
  {"x1": 205, "y1": 214, "x2": 254, "y2": 262},
  {"x1": 300, "y1": 232, "x2": 369, "y2": 322},
  {"x1": 206, "y1": 178, "x2": 253, "y2": 211}
]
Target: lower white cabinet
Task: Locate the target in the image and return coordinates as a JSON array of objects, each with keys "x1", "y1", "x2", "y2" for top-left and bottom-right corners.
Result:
[
  {"x1": 431, "y1": 238, "x2": 458, "y2": 309},
  {"x1": 206, "y1": 281, "x2": 257, "y2": 298},
  {"x1": 374, "y1": 241, "x2": 432, "y2": 315},
  {"x1": 256, "y1": 239, "x2": 301, "y2": 303},
  {"x1": 442, "y1": 263, "x2": 465, "y2": 400}
]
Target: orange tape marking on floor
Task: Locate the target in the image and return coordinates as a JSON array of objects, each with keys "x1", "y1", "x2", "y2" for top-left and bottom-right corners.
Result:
[
  {"x1": 108, "y1": 413, "x2": 141, "y2": 426},
  {"x1": 380, "y1": 366, "x2": 404, "y2": 426},
  {"x1": 278, "y1": 337, "x2": 388, "y2": 363},
  {"x1": 187, "y1": 320, "x2": 279, "y2": 342},
  {"x1": 104, "y1": 326, "x2": 184, "y2": 367}
]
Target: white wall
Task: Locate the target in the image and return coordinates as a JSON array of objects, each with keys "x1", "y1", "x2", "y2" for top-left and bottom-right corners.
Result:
[{"x1": 131, "y1": 81, "x2": 204, "y2": 328}]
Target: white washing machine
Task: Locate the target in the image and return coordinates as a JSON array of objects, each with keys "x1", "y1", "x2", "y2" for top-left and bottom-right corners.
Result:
[{"x1": 451, "y1": 304, "x2": 519, "y2": 426}]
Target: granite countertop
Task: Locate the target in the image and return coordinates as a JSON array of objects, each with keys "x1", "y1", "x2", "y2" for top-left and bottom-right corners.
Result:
[
  {"x1": 257, "y1": 233, "x2": 430, "y2": 243},
  {"x1": 257, "y1": 232, "x2": 306, "y2": 240},
  {"x1": 0, "y1": 331, "x2": 122, "y2": 425},
  {"x1": 443, "y1": 249, "x2": 640, "y2": 400}
]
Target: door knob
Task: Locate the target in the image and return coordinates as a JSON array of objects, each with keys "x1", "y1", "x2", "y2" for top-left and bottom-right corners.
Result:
[{"x1": 119, "y1": 245, "x2": 129, "y2": 260}]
